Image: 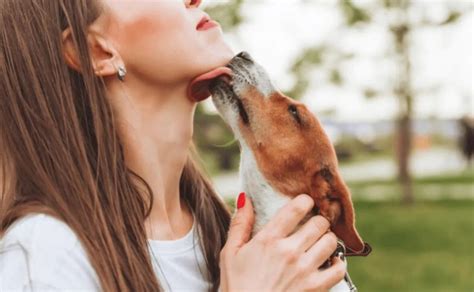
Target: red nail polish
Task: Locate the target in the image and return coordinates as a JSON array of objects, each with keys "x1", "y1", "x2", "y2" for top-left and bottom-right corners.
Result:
[{"x1": 237, "y1": 192, "x2": 246, "y2": 209}]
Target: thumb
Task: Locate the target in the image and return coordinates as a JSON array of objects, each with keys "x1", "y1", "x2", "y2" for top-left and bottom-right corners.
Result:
[{"x1": 226, "y1": 192, "x2": 255, "y2": 251}]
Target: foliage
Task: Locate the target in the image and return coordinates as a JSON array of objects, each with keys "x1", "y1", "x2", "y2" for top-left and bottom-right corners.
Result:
[
  {"x1": 284, "y1": 46, "x2": 325, "y2": 99},
  {"x1": 204, "y1": 0, "x2": 245, "y2": 32},
  {"x1": 339, "y1": 0, "x2": 371, "y2": 25},
  {"x1": 286, "y1": 0, "x2": 466, "y2": 106},
  {"x1": 193, "y1": 104, "x2": 241, "y2": 175}
]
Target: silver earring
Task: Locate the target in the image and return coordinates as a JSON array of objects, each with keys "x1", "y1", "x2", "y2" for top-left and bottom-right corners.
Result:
[{"x1": 117, "y1": 66, "x2": 127, "y2": 81}]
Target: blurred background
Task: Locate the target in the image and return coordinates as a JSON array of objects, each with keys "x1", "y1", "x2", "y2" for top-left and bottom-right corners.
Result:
[{"x1": 196, "y1": 0, "x2": 473, "y2": 291}]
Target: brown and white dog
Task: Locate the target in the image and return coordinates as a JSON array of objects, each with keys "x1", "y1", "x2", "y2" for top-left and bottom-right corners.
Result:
[{"x1": 206, "y1": 51, "x2": 371, "y2": 291}]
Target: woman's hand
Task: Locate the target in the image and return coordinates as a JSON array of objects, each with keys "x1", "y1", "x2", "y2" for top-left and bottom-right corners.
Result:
[{"x1": 220, "y1": 193, "x2": 346, "y2": 292}]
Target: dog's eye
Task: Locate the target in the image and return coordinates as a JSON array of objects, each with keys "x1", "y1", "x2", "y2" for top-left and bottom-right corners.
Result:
[{"x1": 288, "y1": 105, "x2": 301, "y2": 124}]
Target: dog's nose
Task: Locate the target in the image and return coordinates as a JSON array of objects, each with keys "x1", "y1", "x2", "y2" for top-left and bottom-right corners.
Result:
[{"x1": 236, "y1": 51, "x2": 254, "y2": 63}]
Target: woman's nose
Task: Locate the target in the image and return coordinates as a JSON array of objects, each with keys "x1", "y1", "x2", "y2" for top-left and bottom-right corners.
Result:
[{"x1": 185, "y1": 0, "x2": 202, "y2": 8}]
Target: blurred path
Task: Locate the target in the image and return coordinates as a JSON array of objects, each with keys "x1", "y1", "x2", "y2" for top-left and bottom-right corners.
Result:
[
  {"x1": 340, "y1": 147, "x2": 466, "y2": 181},
  {"x1": 211, "y1": 147, "x2": 469, "y2": 199}
]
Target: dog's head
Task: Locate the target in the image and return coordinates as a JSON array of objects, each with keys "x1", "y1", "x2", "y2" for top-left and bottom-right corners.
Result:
[{"x1": 210, "y1": 52, "x2": 371, "y2": 256}]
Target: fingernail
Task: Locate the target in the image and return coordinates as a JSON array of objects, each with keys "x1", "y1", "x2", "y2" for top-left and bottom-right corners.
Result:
[{"x1": 237, "y1": 192, "x2": 246, "y2": 209}]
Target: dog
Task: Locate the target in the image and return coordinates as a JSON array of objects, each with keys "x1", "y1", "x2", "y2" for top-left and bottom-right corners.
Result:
[
  {"x1": 207, "y1": 51, "x2": 371, "y2": 291},
  {"x1": 208, "y1": 51, "x2": 371, "y2": 255}
]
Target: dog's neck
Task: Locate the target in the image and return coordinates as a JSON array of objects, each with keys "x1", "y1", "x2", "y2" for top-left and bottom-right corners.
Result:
[{"x1": 240, "y1": 141, "x2": 302, "y2": 234}]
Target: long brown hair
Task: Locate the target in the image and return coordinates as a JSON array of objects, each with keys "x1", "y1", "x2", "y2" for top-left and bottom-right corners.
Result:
[{"x1": 0, "y1": 0, "x2": 231, "y2": 291}]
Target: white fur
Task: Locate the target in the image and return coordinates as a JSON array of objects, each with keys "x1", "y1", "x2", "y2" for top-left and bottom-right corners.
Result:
[
  {"x1": 211, "y1": 86, "x2": 289, "y2": 233},
  {"x1": 239, "y1": 141, "x2": 290, "y2": 234},
  {"x1": 231, "y1": 64, "x2": 275, "y2": 99}
]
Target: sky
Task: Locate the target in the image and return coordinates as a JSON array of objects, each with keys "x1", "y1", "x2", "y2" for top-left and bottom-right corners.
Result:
[{"x1": 202, "y1": 0, "x2": 473, "y2": 122}]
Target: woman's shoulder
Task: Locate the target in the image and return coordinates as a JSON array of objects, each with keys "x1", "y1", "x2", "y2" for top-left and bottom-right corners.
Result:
[
  {"x1": 1, "y1": 213, "x2": 79, "y2": 251},
  {"x1": 0, "y1": 213, "x2": 100, "y2": 291}
]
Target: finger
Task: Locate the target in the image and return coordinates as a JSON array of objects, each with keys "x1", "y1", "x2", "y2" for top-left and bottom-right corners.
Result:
[
  {"x1": 304, "y1": 232, "x2": 338, "y2": 268},
  {"x1": 224, "y1": 192, "x2": 255, "y2": 252},
  {"x1": 284, "y1": 215, "x2": 330, "y2": 253},
  {"x1": 305, "y1": 256, "x2": 347, "y2": 291},
  {"x1": 256, "y1": 194, "x2": 314, "y2": 240}
]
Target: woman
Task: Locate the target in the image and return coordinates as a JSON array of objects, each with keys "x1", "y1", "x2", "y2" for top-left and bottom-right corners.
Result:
[{"x1": 0, "y1": 0, "x2": 346, "y2": 291}]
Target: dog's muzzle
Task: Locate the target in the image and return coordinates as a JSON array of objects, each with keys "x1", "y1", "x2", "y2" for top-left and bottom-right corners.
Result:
[{"x1": 209, "y1": 51, "x2": 276, "y2": 126}]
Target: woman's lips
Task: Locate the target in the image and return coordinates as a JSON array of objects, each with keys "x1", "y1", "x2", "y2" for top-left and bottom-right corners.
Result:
[
  {"x1": 197, "y1": 20, "x2": 219, "y2": 30},
  {"x1": 196, "y1": 15, "x2": 210, "y2": 29},
  {"x1": 187, "y1": 67, "x2": 233, "y2": 102},
  {"x1": 196, "y1": 14, "x2": 219, "y2": 31}
]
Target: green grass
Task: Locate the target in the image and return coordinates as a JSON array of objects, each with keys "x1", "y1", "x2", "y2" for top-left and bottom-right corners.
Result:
[{"x1": 347, "y1": 200, "x2": 474, "y2": 292}]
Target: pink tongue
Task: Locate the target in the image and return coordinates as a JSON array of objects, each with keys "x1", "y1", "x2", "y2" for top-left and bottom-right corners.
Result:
[{"x1": 187, "y1": 67, "x2": 233, "y2": 102}]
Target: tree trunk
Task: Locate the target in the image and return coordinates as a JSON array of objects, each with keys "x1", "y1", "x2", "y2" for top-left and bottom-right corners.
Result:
[
  {"x1": 393, "y1": 0, "x2": 415, "y2": 205},
  {"x1": 397, "y1": 115, "x2": 414, "y2": 205}
]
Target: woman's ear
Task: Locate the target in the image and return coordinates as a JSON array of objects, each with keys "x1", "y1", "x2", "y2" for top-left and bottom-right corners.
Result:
[
  {"x1": 61, "y1": 28, "x2": 81, "y2": 72},
  {"x1": 61, "y1": 27, "x2": 123, "y2": 78}
]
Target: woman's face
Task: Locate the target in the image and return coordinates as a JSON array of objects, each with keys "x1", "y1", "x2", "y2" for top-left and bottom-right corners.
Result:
[{"x1": 102, "y1": 0, "x2": 234, "y2": 86}]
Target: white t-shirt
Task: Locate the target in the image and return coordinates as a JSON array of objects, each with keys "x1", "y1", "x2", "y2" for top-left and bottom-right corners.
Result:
[{"x1": 0, "y1": 213, "x2": 211, "y2": 291}]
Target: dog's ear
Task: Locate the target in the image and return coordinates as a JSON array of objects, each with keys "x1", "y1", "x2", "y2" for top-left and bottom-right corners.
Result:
[
  {"x1": 330, "y1": 172, "x2": 372, "y2": 255},
  {"x1": 312, "y1": 168, "x2": 372, "y2": 256}
]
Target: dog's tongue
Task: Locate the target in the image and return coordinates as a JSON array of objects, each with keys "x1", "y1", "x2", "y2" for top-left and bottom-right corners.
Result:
[{"x1": 187, "y1": 67, "x2": 232, "y2": 102}]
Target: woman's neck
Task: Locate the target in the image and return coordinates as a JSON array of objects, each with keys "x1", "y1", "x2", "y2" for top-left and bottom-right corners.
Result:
[{"x1": 107, "y1": 75, "x2": 196, "y2": 240}]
